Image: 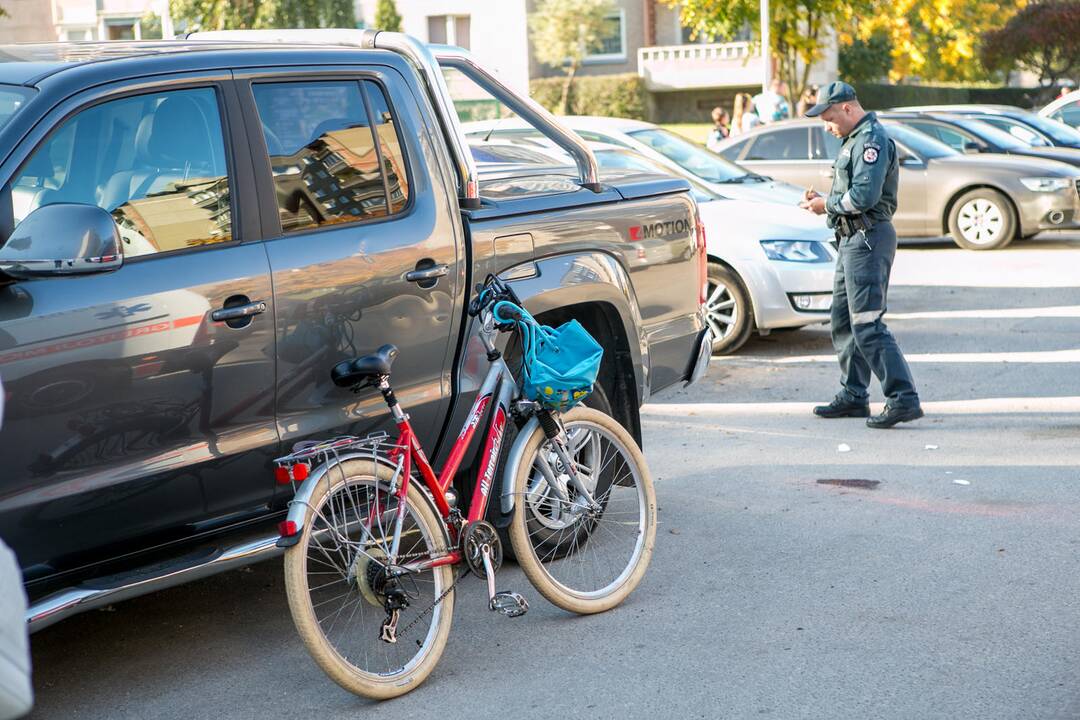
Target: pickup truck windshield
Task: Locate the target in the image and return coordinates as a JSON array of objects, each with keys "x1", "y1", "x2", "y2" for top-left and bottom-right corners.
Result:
[
  {"x1": 625, "y1": 128, "x2": 751, "y2": 184},
  {"x1": 0, "y1": 85, "x2": 34, "y2": 133}
]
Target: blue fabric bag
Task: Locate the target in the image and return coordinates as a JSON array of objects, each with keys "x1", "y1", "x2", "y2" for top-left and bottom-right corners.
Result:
[{"x1": 492, "y1": 301, "x2": 603, "y2": 412}]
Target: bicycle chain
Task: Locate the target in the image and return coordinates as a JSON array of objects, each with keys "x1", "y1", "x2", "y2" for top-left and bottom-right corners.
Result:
[{"x1": 394, "y1": 564, "x2": 465, "y2": 642}]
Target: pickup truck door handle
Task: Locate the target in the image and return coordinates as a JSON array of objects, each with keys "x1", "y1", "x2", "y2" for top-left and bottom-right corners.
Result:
[
  {"x1": 405, "y1": 264, "x2": 449, "y2": 284},
  {"x1": 211, "y1": 301, "x2": 267, "y2": 323}
]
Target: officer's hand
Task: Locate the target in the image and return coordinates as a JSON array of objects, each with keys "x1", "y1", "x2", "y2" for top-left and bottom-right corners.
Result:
[
  {"x1": 803, "y1": 187, "x2": 821, "y2": 202},
  {"x1": 799, "y1": 196, "x2": 826, "y2": 215}
]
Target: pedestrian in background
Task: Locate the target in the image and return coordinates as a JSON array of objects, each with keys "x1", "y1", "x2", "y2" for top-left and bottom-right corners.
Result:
[
  {"x1": 796, "y1": 85, "x2": 819, "y2": 117},
  {"x1": 706, "y1": 106, "x2": 731, "y2": 151},
  {"x1": 798, "y1": 81, "x2": 923, "y2": 429},
  {"x1": 753, "y1": 78, "x2": 791, "y2": 124},
  {"x1": 731, "y1": 93, "x2": 760, "y2": 136}
]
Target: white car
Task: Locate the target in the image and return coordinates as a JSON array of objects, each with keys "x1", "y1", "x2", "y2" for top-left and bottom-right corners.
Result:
[
  {"x1": 469, "y1": 137, "x2": 836, "y2": 354},
  {"x1": 1041, "y1": 90, "x2": 1080, "y2": 130},
  {"x1": 463, "y1": 115, "x2": 806, "y2": 206}
]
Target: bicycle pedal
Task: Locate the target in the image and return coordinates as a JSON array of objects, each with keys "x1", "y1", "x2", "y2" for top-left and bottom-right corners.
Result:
[{"x1": 489, "y1": 591, "x2": 529, "y2": 618}]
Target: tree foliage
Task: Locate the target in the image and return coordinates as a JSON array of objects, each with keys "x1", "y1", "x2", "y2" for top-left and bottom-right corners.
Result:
[
  {"x1": 662, "y1": 0, "x2": 869, "y2": 110},
  {"x1": 850, "y1": 0, "x2": 1024, "y2": 83},
  {"x1": 170, "y1": 0, "x2": 355, "y2": 32},
  {"x1": 374, "y1": 0, "x2": 402, "y2": 32},
  {"x1": 529, "y1": 0, "x2": 617, "y2": 114},
  {"x1": 982, "y1": 0, "x2": 1080, "y2": 87},
  {"x1": 839, "y1": 28, "x2": 892, "y2": 83}
]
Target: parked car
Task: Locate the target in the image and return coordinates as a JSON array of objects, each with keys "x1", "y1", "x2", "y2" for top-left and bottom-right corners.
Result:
[
  {"x1": 1041, "y1": 90, "x2": 1080, "y2": 130},
  {"x1": 879, "y1": 111, "x2": 1080, "y2": 168},
  {"x1": 0, "y1": 32, "x2": 711, "y2": 632},
  {"x1": 469, "y1": 137, "x2": 835, "y2": 353},
  {"x1": 892, "y1": 105, "x2": 1080, "y2": 150},
  {"x1": 713, "y1": 118, "x2": 1080, "y2": 250},
  {"x1": 463, "y1": 116, "x2": 806, "y2": 205}
]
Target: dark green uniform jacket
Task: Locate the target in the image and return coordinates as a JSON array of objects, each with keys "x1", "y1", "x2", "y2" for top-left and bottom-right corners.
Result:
[{"x1": 825, "y1": 112, "x2": 898, "y2": 230}]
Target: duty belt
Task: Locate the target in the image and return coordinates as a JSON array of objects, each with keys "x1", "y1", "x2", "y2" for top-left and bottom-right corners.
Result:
[{"x1": 837, "y1": 214, "x2": 872, "y2": 237}]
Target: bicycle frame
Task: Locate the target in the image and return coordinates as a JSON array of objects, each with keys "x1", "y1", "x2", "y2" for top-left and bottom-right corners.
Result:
[{"x1": 382, "y1": 319, "x2": 518, "y2": 573}]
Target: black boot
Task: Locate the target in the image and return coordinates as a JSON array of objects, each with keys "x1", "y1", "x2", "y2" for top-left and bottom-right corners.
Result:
[
  {"x1": 813, "y1": 397, "x2": 870, "y2": 418},
  {"x1": 866, "y1": 404, "x2": 924, "y2": 429}
]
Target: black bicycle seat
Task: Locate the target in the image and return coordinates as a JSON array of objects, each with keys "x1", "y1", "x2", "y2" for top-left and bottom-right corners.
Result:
[{"x1": 331, "y1": 344, "x2": 399, "y2": 387}]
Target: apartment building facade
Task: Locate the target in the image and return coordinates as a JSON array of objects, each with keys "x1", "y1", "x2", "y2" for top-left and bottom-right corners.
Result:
[{"x1": 0, "y1": 0, "x2": 174, "y2": 43}]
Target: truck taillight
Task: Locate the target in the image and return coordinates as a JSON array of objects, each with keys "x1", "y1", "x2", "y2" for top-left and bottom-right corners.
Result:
[{"x1": 696, "y1": 218, "x2": 707, "y2": 305}]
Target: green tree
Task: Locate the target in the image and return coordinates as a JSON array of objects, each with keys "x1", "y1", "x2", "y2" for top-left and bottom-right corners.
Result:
[
  {"x1": 171, "y1": 0, "x2": 354, "y2": 32},
  {"x1": 661, "y1": 0, "x2": 871, "y2": 111},
  {"x1": 374, "y1": 0, "x2": 402, "y2": 31},
  {"x1": 839, "y1": 28, "x2": 892, "y2": 83},
  {"x1": 982, "y1": 0, "x2": 1080, "y2": 88},
  {"x1": 529, "y1": 0, "x2": 616, "y2": 115},
  {"x1": 140, "y1": 12, "x2": 164, "y2": 39}
]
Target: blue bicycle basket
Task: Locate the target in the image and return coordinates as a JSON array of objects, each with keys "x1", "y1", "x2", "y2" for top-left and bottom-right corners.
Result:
[{"x1": 492, "y1": 301, "x2": 603, "y2": 412}]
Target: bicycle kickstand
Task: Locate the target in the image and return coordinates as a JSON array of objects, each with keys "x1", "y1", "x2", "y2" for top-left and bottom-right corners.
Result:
[{"x1": 481, "y1": 544, "x2": 529, "y2": 618}]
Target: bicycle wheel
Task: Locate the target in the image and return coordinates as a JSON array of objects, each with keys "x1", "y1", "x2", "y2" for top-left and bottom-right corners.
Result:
[
  {"x1": 508, "y1": 406, "x2": 656, "y2": 614},
  {"x1": 284, "y1": 460, "x2": 454, "y2": 699}
]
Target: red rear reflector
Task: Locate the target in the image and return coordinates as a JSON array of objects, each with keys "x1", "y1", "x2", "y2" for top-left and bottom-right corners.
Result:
[
  {"x1": 274, "y1": 466, "x2": 292, "y2": 484},
  {"x1": 278, "y1": 520, "x2": 298, "y2": 537},
  {"x1": 292, "y1": 463, "x2": 310, "y2": 481}
]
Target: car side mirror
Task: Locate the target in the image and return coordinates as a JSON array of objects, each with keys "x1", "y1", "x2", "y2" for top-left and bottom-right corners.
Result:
[
  {"x1": 897, "y1": 150, "x2": 922, "y2": 166},
  {"x1": 0, "y1": 203, "x2": 123, "y2": 280},
  {"x1": 963, "y1": 141, "x2": 981, "y2": 154}
]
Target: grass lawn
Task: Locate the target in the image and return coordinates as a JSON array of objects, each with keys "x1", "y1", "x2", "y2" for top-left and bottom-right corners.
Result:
[{"x1": 659, "y1": 123, "x2": 713, "y2": 146}]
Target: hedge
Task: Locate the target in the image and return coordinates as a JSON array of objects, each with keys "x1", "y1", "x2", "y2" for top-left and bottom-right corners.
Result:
[
  {"x1": 851, "y1": 83, "x2": 1046, "y2": 110},
  {"x1": 529, "y1": 73, "x2": 647, "y2": 120}
]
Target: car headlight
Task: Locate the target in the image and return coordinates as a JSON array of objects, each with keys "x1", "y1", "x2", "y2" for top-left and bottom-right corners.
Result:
[
  {"x1": 1020, "y1": 177, "x2": 1073, "y2": 192},
  {"x1": 760, "y1": 240, "x2": 832, "y2": 263}
]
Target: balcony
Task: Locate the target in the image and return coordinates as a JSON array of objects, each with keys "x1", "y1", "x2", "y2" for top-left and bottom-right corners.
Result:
[{"x1": 637, "y1": 42, "x2": 765, "y2": 92}]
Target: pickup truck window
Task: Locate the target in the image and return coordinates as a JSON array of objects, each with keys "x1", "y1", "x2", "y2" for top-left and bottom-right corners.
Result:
[
  {"x1": 9, "y1": 87, "x2": 233, "y2": 256},
  {"x1": 252, "y1": 80, "x2": 410, "y2": 233}
]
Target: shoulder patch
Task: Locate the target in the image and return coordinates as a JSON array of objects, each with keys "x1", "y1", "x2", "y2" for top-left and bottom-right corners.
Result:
[{"x1": 862, "y1": 146, "x2": 879, "y2": 164}]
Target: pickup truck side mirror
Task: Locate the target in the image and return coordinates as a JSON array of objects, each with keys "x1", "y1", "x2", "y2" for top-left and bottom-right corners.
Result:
[
  {"x1": 0, "y1": 203, "x2": 123, "y2": 280},
  {"x1": 963, "y1": 141, "x2": 982, "y2": 154}
]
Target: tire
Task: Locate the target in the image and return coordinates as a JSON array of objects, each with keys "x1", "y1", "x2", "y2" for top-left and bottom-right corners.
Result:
[
  {"x1": 947, "y1": 189, "x2": 1016, "y2": 250},
  {"x1": 284, "y1": 460, "x2": 454, "y2": 700},
  {"x1": 508, "y1": 406, "x2": 656, "y2": 614},
  {"x1": 706, "y1": 262, "x2": 753, "y2": 354}
]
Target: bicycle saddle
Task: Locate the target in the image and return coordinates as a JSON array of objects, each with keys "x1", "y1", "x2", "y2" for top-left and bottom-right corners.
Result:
[{"x1": 331, "y1": 344, "x2": 399, "y2": 387}]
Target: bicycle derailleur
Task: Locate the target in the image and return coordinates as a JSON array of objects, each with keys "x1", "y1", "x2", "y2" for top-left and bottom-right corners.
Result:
[{"x1": 461, "y1": 520, "x2": 528, "y2": 619}]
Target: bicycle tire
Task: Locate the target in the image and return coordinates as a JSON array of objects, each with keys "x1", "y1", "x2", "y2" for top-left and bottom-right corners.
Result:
[
  {"x1": 284, "y1": 460, "x2": 454, "y2": 699},
  {"x1": 508, "y1": 407, "x2": 656, "y2": 614}
]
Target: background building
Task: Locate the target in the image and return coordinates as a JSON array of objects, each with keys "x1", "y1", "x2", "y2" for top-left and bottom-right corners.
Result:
[{"x1": 0, "y1": 0, "x2": 174, "y2": 43}]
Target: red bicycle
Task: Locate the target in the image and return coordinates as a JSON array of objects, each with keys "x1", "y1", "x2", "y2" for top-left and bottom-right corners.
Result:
[{"x1": 272, "y1": 276, "x2": 656, "y2": 699}]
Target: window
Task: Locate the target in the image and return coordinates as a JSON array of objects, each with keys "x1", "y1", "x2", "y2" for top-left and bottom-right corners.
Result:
[
  {"x1": 743, "y1": 128, "x2": 809, "y2": 160},
  {"x1": 252, "y1": 80, "x2": 410, "y2": 234},
  {"x1": 813, "y1": 128, "x2": 841, "y2": 159},
  {"x1": 0, "y1": 85, "x2": 33, "y2": 134},
  {"x1": 427, "y1": 15, "x2": 470, "y2": 49},
  {"x1": 906, "y1": 121, "x2": 971, "y2": 152},
  {"x1": 717, "y1": 138, "x2": 748, "y2": 161},
  {"x1": 9, "y1": 87, "x2": 232, "y2": 257},
  {"x1": 106, "y1": 21, "x2": 137, "y2": 40},
  {"x1": 585, "y1": 10, "x2": 625, "y2": 62},
  {"x1": 626, "y1": 127, "x2": 748, "y2": 183}
]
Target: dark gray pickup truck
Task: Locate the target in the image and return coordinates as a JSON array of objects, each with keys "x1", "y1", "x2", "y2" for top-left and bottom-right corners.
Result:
[{"x1": 0, "y1": 30, "x2": 710, "y2": 631}]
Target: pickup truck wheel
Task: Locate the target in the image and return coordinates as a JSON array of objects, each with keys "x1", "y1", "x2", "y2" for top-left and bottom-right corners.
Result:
[
  {"x1": 707, "y1": 263, "x2": 753, "y2": 354},
  {"x1": 948, "y1": 189, "x2": 1016, "y2": 250}
]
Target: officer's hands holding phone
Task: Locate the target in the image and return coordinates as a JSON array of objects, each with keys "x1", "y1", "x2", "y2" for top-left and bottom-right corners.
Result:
[{"x1": 799, "y1": 187, "x2": 826, "y2": 215}]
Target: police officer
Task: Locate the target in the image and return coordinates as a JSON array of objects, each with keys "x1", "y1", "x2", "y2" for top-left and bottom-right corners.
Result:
[{"x1": 799, "y1": 82, "x2": 923, "y2": 428}]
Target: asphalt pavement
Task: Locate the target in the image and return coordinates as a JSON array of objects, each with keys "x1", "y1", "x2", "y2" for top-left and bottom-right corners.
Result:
[{"x1": 26, "y1": 234, "x2": 1080, "y2": 720}]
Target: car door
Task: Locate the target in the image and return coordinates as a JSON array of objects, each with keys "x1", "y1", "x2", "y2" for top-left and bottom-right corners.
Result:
[
  {"x1": 738, "y1": 126, "x2": 821, "y2": 189},
  {"x1": 237, "y1": 66, "x2": 462, "y2": 456},
  {"x1": 816, "y1": 126, "x2": 928, "y2": 236},
  {"x1": 0, "y1": 77, "x2": 279, "y2": 582}
]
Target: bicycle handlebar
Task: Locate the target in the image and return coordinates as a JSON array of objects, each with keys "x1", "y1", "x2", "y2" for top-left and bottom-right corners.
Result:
[{"x1": 467, "y1": 274, "x2": 523, "y2": 320}]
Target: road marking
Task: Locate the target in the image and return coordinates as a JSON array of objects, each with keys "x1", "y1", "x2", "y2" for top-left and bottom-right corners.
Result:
[
  {"x1": 714, "y1": 349, "x2": 1080, "y2": 364},
  {"x1": 887, "y1": 305, "x2": 1080, "y2": 320},
  {"x1": 644, "y1": 396, "x2": 1080, "y2": 415}
]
